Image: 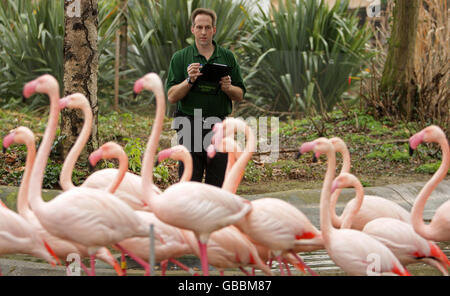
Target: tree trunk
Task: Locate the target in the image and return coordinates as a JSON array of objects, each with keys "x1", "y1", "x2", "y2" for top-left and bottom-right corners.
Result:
[
  {"x1": 61, "y1": 0, "x2": 99, "y2": 160},
  {"x1": 119, "y1": 0, "x2": 128, "y2": 72},
  {"x1": 380, "y1": 0, "x2": 420, "y2": 121}
]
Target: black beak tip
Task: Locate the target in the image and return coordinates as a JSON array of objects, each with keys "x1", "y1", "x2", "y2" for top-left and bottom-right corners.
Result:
[
  {"x1": 2, "y1": 146, "x2": 7, "y2": 154},
  {"x1": 133, "y1": 92, "x2": 138, "y2": 99},
  {"x1": 296, "y1": 151, "x2": 302, "y2": 159},
  {"x1": 22, "y1": 95, "x2": 27, "y2": 103},
  {"x1": 154, "y1": 160, "x2": 160, "y2": 167},
  {"x1": 312, "y1": 154, "x2": 318, "y2": 163},
  {"x1": 87, "y1": 161, "x2": 94, "y2": 171},
  {"x1": 409, "y1": 145, "x2": 414, "y2": 156}
]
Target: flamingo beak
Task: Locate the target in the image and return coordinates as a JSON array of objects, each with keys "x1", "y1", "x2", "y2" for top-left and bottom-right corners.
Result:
[{"x1": 429, "y1": 242, "x2": 450, "y2": 268}]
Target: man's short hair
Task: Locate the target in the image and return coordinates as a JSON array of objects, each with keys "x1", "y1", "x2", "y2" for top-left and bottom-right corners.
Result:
[{"x1": 191, "y1": 8, "x2": 217, "y2": 27}]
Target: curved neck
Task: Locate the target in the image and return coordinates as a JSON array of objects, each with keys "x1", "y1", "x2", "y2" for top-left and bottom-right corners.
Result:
[
  {"x1": 319, "y1": 148, "x2": 337, "y2": 245},
  {"x1": 330, "y1": 147, "x2": 352, "y2": 227},
  {"x1": 141, "y1": 88, "x2": 165, "y2": 202},
  {"x1": 28, "y1": 91, "x2": 60, "y2": 211},
  {"x1": 107, "y1": 152, "x2": 128, "y2": 194},
  {"x1": 222, "y1": 127, "x2": 256, "y2": 194},
  {"x1": 340, "y1": 180, "x2": 364, "y2": 229},
  {"x1": 17, "y1": 140, "x2": 36, "y2": 217},
  {"x1": 60, "y1": 105, "x2": 93, "y2": 191},
  {"x1": 411, "y1": 136, "x2": 450, "y2": 237},
  {"x1": 179, "y1": 154, "x2": 193, "y2": 182}
]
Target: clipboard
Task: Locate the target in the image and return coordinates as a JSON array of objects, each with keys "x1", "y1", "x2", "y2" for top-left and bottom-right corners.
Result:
[{"x1": 197, "y1": 63, "x2": 232, "y2": 83}]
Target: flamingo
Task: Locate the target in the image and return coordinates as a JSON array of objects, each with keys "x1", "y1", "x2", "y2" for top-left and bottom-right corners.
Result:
[
  {"x1": 329, "y1": 137, "x2": 411, "y2": 230},
  {"x1": 2, "y1": 126, "x2": 122, "y2": 276},
  {"x1": 298, "y1": 137, "x2": 410, "y2": 276},
  {"x1": 89, "y1": 142, "x2": 197, "y2": 276},
  {"x1": 332, "y1": 172, "x2": 450, "y2": 275},
  {"x1": 58, "y1": 90, "x2": 158, "y2": 211},
  {"x1": 182, "y1": 225, "x2": 272, "y2": 276},
  {"x1": 208, "y1": 118, "x2": 322, "y2": 276},
  {"x1": 155, "y1": 145, "x2": 193, "y2": 183},
  {"x1": 24, "y1": 76, "x2": 152, "y2": 276},
  {"x1": 135, "y1": 77, "x2": 252, "y2": 276},
  {"x1": 409, "y1": 125, "x2": 450, "y2": 242}
]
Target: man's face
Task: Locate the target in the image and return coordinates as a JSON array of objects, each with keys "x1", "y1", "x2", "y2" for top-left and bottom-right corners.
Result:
[{"x1": 191, "y1": 14, "x2": 216, "y2": 47}]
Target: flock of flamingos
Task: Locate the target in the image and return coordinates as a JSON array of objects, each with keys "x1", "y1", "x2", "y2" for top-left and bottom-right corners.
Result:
[{"x1": 0, "y1": 73, "x2": 449, "y2": 276}]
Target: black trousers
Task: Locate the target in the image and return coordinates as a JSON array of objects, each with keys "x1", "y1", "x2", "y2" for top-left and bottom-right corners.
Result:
[{"x1": 175, "y1": 113, "x2": 228, "y2": 188}]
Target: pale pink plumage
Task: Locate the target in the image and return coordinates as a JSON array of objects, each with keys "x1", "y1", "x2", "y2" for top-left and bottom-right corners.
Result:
[
  {"x1": 333, "y1": 172, "x2": 450, "y2": 275},
  {"x1": 57, "y1": 90, "x2": 159, "y2": 211},
  {"x1": 210, "y1": 118, "x2": 322, "y2": 276},
  {"x1": 2, "y1": 125, "x2": 121, "y2": 275},
  {"x1": 410, "y1": 125, "x2": 450, "y2": 242},
  {"x1": 300, "y1": 138, "x2": 410, "y2": 276},
  {"x1": 329, "y1": 137, "x2": 411, "y2": 230},
  {"x1": 182, "y1": 225, "x2": 272, "y2": 275},
  {"x1": 24, "y1": 76, "x2": 150, "y2": 276}
]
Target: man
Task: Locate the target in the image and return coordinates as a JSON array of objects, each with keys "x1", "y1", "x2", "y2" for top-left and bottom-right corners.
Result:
[{"x1": 166, "y1": 8, "x2": 246, "y2": 187}]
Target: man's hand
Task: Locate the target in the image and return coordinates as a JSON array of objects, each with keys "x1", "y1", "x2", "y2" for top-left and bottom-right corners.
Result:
[
  {"x1": 187, "y1": 63, "x2": 203, "y2": 83},
  {"x1": 219, "y1": 75, "x2": 232, "y2": 91}
]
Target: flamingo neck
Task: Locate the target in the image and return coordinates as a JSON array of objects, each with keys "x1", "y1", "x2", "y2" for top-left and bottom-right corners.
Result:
[
  {"x1": 330, "y1": 147, "x2": 351, "y2": 227},
  {"x1": 225, "y1": 151, "x2": 237, "y2": 179},
  {"x1": 17, "y1": 140, "x2": 36, "y2": 217},
  {"x1": 28, "y1": 92, "x2": 60, "y2": 211},
  {"x1": 107, "y1": 152, "x2": 128, "y2": 194},
  {"x1": 60, "y1": 105, "x2": 93, "y2": 191},
  {"x1": 319, "y1": 149, "x2": 337, "y2": 245},
  {"x1": 411, "y1": 136, "x2": 450, "y2": 238},
  {"x1": 179, "y1": 155, "x2": 193, "y2": 182},
  {"x1": 340, "y1": 180, "x2": 364, "y2": 229},
  {"x1": 141, "y1": 89, "x2": 165, "y2": 205},
  {"x1": 222, "y1": 127, "x2": 256, "y2": 194}
]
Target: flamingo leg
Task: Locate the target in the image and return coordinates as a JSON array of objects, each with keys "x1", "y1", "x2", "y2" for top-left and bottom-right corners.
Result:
[
  {"x1": 114, "y1": 243, "x2": 151, "y2": 276},
  {"x1": 290, "y1": 251, "x2": 318, "y2": 276},
  {"x1": 276, "y1": 256, "x2": 285, "y2": 276},
  {"x1": 120, "y1": 252, "x2": 127, "y2": 276},
  {"x1": 239, "y1": 266, "x2": 251, "y2": 276},
  {"x1": 161, "y1": 259, "x2": 168, "y2": 276},
  {"x1": 90, "y1": 255, "x2": 96, "y2": 276},
  {"x1": 220, "y1": 270, "x2": 225, "y2": 276},
  {"x1": 283, "y1": 259, "x2": 292, "y2": 276},
  {"x1": 80, "y1": 261, "x2": 91, "y2": 276},
  {"x1": 197, "y1": 240, "x2": 209, "y2": 276},
  {"x1": 169, "y1": 258, "x2": 199, "y2": 276},
  {"x1": 251, "y1": 267, "x2": 255, "y2": 276}
]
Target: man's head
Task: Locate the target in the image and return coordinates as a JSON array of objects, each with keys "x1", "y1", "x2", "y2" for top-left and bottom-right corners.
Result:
[{"x1": 191, "y1": 8, "x2": 217, "y2": 47}]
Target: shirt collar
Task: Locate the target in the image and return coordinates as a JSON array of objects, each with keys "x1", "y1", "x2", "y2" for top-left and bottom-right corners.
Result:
[{"x1": 193, "y1": 40, "x2": 220, "y2": 59}]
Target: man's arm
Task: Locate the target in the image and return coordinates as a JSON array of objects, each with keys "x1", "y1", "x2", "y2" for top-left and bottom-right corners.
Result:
[
  {"x1": 220, "y1": 75, "x2": 244, "y2": 102},
  {"x1": 167, "y1": 62, "x2": 203, "y2": 104}
]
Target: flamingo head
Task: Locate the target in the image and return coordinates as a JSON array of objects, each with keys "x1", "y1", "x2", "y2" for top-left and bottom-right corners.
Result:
[
  {"x1": 331, "y1": 173, "x2": 359, "y2": 193},
  {"x1": 23, "y1": 74, "x2": 59, "y2": 99},
  {"x1": 206, "y1": 144, "x2": 216, "y2": 159},
  {"x1": 409, "y1": 125, "x2": 446, "y2": 155},
  {"x1": 2, "y1": 127, "x2": 35, "y2": 152},
  {"x1": 298, "y1": 138, "x2": 334, "y2": 159},
  {"x1": 133, "y1": 72, "x2": 164, "y2": 98},
  {"x1": 156, "y1": 145, "x2": 190, "y2": 166},
  {"x1": 330, "y1": 137, "x2": 347, "y2": 155},
  {"x1": 59, "y1": 93, "x2": 90, "y2": 111},
  {"x1": 89, "y1": 142, "x2": 127, "y2": 168}
]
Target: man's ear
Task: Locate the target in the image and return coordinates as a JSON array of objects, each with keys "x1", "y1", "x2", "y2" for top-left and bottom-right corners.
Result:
[
  {"x1": 191, "y1": 25, "x2": 195, "y2": 34},
  {"x1": 213, "y1": 26, "x2": 217, "y2": 35}
]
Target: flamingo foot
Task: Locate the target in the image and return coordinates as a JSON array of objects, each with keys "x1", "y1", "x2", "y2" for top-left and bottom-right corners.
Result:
[
  {"x1": 291, "y1": 252, "x2": 318, "y2": 276},
  {"x1": 239, "y1": 266, "x2": 251, "y2": 276},
  {"x1": 169, "y1": 258, "x2": 199, "y2": 276},
  {"x1": 120, "y1": 252, "x2": 127, "y2": 276},
  {"x1": 283, "y1": 259, "x2": 292, "y2": 276},
  {"x1": 114, "y1": 244, "x2": 151, "y2": 276},
  {"x1": 161, "y1": 259, "x2": 168, "y2": 276}
]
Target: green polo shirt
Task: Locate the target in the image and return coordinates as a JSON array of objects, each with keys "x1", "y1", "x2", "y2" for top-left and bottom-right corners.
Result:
[{"x1": 166, "y1": 40, "x2": 246, "y2": 117}]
